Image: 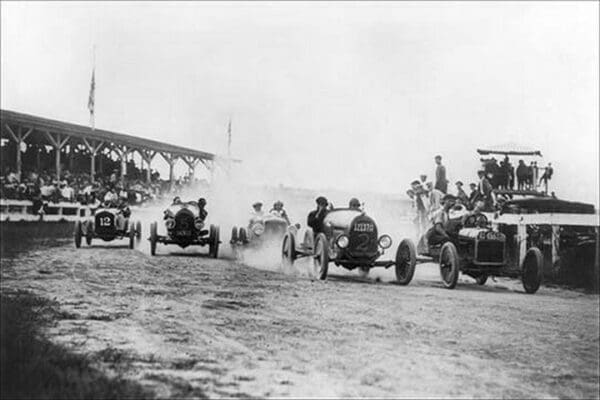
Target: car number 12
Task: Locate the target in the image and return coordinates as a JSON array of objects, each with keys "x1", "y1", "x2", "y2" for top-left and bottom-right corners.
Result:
[{"x1": 99, "y1": 217, "x2": 112, "y2": 226}]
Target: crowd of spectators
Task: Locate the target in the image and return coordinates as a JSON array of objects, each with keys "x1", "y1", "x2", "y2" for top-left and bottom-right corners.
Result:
[{"x1": 0, "y1": 166, "x2": 199, "y2": 209}]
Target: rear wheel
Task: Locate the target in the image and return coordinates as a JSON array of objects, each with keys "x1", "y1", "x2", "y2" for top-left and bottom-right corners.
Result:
[
  {"x1": 128, "y1": 222, "x2": 135, "y2": 249},
  {"x1": 282, "y1": 232, "x2": 296, "y2": 269},
  {"x1": 85, "y1": 221, "x2": 93, "y2": 246},
  {"x1": 74, "y1": 221, "x2": 82, "y2": 248},
  {"x1": 439, "y1": 242, "x2": 460, "y2": 289},
  {"x1": 239, "y1": 228, "x2": 248, "y2": 244},
  {"x1": 209, "y1": 225, "x2": 220, "y2": 258},
  {"x1": 150, "y1": 222, "x2": 158, "y2": 256},
  {"x1": 522, "y1": 247, "x2": 543, "y2": 294},
  {"x1": 313, "y1": 233, "x2": 329, "y2": 280},
  {"x1": 395, "y1": 239, "x2": 416, "y2": 285}
]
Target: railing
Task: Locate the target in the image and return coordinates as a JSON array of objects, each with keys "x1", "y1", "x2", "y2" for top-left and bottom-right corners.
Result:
[{"x1": 0, "y1": 199, "x2": 95, "y2": 222}]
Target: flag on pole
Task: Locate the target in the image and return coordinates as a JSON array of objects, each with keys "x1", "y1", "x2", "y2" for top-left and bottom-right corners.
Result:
[{"x1": 87, "y1": 69, "x2": 95, "y2": 116}]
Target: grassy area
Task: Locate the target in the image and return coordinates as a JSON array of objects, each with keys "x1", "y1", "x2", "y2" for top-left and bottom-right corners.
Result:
[{"x1": 0, "y1": 290, "x2": 152, "y2": 399}]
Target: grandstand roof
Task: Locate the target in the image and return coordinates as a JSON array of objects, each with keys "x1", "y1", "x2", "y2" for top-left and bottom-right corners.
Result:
[{"x1": 0, "y1": 109, "x2": 215, "y2": 160}]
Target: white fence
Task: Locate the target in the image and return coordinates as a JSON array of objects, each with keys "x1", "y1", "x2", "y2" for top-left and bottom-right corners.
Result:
[{"x1": 0, "y1": 199, "x2": 95, "y2": 222}]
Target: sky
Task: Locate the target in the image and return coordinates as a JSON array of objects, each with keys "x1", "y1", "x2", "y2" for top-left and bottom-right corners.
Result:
[{"x1": 1, "y1": 1, "x2": 598, "y2": 204}]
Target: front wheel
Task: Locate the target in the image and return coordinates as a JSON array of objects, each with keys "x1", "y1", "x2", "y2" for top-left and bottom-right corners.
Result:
[
  {"x1": 395, "y1": 239, "x2": 416, "y2": 285},
  {"x1": 313, "y1": 233, "x2": 329, "y2": 280},
  {"x1": 439, "y1": 242, "x2": 460, "y2": 289},
  {"x1": 135, "y1": 221, "x2": 142, "y2": 241},
  {"x1": 128, "y1": 223, "x2": 135, "y2": 249},
  {"x1": 230, "y1": 227, "x2": 238, "y2": 244},
  {"x1": 149, "y1": 221, "x2": 158, "y2": 256},
  {"x1": 74, "y1": 221, "x2": 82, "y2": 248},
  {"x1": 85, "y1": 221, "x2": 93, "y2": 246},
  {"x1": 209, "y1": 225, "x2": 220, "y2": 258},
  {"x1": 282, "y1": 232, "x2": 296, "y2": 269},
  {"x1": 522, "y1": 247, "x2": 543, "y2": 294},
  {"x1": 238, "y1": 228, "x2": 248, "y2": 244}
]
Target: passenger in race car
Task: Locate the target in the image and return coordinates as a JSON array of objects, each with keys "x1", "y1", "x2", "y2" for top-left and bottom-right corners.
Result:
[
  {"x1": 171, "y1": 196, "x2": 182, "y2": 205},
  {"x1": 425, "y1": 194, "x2": 458, "y2": 247},
  {"x1": 348, "y1": 198, "x2": 361, "y2": 211},
  {"x1": 269, "y1": 200, "x2": 290, "y2": 224},
  {"x1": 307, "y1": 196, "x2": 328, "y2": 234},
  {"x1": 249, "y1": 202, "x2": 264, "y2": 227},
  {"x1": 197, "y1": 197, "x2": 208, "y2": 223}
]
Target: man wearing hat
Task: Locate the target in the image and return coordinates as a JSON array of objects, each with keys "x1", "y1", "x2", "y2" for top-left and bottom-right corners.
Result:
[
  {"x1": 434, "y1": 155, "x2": 448, "y2": 194},
  {"x1": 455, "y1": 181, "x2": 469, "y2": 204},
  {"x1": 249, "y1": 201, "x2": 264, "y2": 226},
  {"x1": 270, "y1": 200, "x2": 290, "y2": 224},
  {"x1": 307, "y1": 196, "x2": 329, "y2": 234},
  {"x1": 348, "y1": 198, "x2": 361, "y2": 211}
]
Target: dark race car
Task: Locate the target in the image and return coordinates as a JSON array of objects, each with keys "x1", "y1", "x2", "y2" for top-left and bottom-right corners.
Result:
[
  {"x1": 148, "y1": 201, "x2": 220, "y2": 257},
  {"x1": 398, "y1": 212, "x2": 543, "y2": 293},
  {"x1": 281, "y1": 208, "x2": 415, "y2": 284},
  {"x1": 230, "y1": 213, "x2": 289, "y2": 249},
  {"x1": 74, "y1": 206, "x2": 141, "y2": 249}
]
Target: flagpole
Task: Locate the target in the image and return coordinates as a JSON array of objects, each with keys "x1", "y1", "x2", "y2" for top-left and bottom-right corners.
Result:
[
  {"x1": 227, "y1": 118, "x2": 232, "y2": 177},
  {"x1": 90, "y1": 45, "x2": 96, "y2": 131}
]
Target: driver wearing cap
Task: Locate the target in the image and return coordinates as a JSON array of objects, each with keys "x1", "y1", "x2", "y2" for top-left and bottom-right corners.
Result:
[
  {"x1": 307, "y1": 196, "x2": 328, "y2": 234},
  {"x1": 249, "y1": 201, "x2": 264, "y2": 227},
  {"x1": 348, "y1": 198, "x2": 361, "y2": 211},
  {"x1": 269, "y1": 200, "x2": 290, "y2": 224}
]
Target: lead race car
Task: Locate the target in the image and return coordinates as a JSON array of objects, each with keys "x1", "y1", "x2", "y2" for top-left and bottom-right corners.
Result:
[
  {"x1": 397, "y1": 211, "x2": 543, "y2": 293},
  {"x1": 74, "y1": 204, "x2": 142, "y2": 249},
  {"x1": 281, "y1": 207, "x2": 415, "y2": 284},
  {"x1": 231, "y1": 213, "x2": 289, "y2": 248},
  {"x1": 148, "y1": 200, "x2": 220, "y2": 257}
]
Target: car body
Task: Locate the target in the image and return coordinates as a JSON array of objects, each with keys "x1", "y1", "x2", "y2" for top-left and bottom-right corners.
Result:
[
  {"x1": 148, "y1": 201, "x2": 220, "y2": 257},
  {"x1": 398, "y1": 212, "x2": 543, "y2": 293},
  {"x1": 74, "y1": 206, "x2": 141, "y2": 249},
  {"x1": 282, "y1": 208, "x2": 415, "y2": 284},
  {"x1": 230, "y1": 213, "x2": 289, "y2": 248}
]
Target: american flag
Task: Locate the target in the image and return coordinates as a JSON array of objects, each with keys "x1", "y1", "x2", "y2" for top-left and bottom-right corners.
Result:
[{"x1": 87, "y1": 69, "x2": 95, "y2": 115}]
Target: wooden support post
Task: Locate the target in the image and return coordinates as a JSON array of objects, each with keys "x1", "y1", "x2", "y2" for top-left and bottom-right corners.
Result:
[
  {"x1": 82, "y1": 139, "x2": 104, "y2": 182},
  {"x1": 44, "y1": 131, "x2": 69, "y2": 180},
  {"x1": 551, "y1": 225, "x2": 560, "y2": 268},
  {"x1": 140, "y1": 150, "x2": 156, "y2": 184},
  {"x1": 517, "y1": 223, "x2": 527, "y2": 266},
  {"x1": 159, "y1": 152, "x2": 176, "y2": 192},
  {"x1": 595, "y1": 227, "x2": 599, "y2": 292},
  {"x1": 5, "y1": 125, "x2": 32, "y2": 181}
]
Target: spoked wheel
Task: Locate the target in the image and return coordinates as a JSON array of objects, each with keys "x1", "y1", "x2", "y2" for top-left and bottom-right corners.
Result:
[
  {"x1": 475, "y1": 274, "x2": 488, "y2": 285},
  {"x1": 281, "y1": 232, "x2": 296, "y2": 269},
  {"x1": 439, "y1": 242, "x2": 460, "y2": 289},
  {"x1": 74, "y1": 220, "x2": 82, "y2": 248},
  {"x1": 209, "y1": 225, "x2": 220, "y2": 258},
  {"x1": 85, "y1": 221, "x2": 93, "y2": 246},
  {"x1": 395, "y1": 238, "x2": 416, "y2": 285},
  {"x1": 149, "y1": 222, "x2": 158, "y2": 256},
  {"x1": 135, "y1": 221, "x2": 142, "y2": 242},
  {"x1": 128, "y1": 222, "x2": 135, "y2": 249},
  {"x1": 239, "y1": 228, "x2": 248, "y2": 244},
  {"x1": 522, "y1": 246, "x2": 543, "y2": 294},
  {"x1": 230, "y1": 227, "x2": 238, "y2": 244},
  {"x1": 313, "y1": 233, "x2": 329, "y2": 280}
]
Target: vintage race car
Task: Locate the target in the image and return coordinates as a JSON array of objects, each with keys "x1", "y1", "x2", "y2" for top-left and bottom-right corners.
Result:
[
  {"x1": 74, "y1": 206, "x2": 141, "y2": 249},
  {"x1": 281, "y1": 208, "x2": 415, "y2": 284},
  {"x1": 148, "y1": 201, "x2": 220, "y2": 257},
  {"x1": 398, "y1": 212, "x2": 543, "y2": 293},
  {"x1": 230, "y1": 214, "x2": 289, "y2": 248}
]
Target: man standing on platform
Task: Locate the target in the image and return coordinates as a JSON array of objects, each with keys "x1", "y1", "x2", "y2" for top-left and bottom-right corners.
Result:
[{"x1": 434, "y1": 155, "x2": 448, "y2": 194}]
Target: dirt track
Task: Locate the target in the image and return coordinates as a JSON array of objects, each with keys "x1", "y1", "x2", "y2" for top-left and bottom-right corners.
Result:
[{"x1": 1, "y1": 236, "x2": 599, "y2": 399}]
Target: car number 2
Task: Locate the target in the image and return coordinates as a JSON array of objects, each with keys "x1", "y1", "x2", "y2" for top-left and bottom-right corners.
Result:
[
  {"x1": 356, "y1": 233, "x2": 370, "y2": 251},
  {"x1": 99, "y1": 217, "x2": 112, "y2": 226}
]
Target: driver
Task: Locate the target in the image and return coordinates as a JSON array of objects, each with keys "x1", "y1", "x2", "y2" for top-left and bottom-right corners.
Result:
[
  {"x1": 269, "y1": 200, "x2": 290, "y2": 224},
  {"x1": 425, "y1": 194, "x2": 456, "y2": 247},
  {"x1": 307, "y1": 196, "x2": 328, "y2": 234},
  {"x1": 249, "y1": 202, "x2": 264, "y2": 226},
  {"x1": 348, "y1": 198, "x2": 361, "y2": 211},
  {"x1": 197, "y1": 197, "x2": 208, "y2": 223}
]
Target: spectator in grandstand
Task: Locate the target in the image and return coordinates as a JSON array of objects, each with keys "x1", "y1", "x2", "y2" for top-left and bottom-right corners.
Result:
[
  {"x1": 40, "y1": 179, "x2": 57, "y2": 203},
  {"x1": 516, "y1": 159, "x2": 528, "y2": 190},
  {"x1": 60, "y1": 181, "x2": 75, "y2": 202},
  {"x1": 455, "y1": 181, "x2": 469, "y2": 204},
  {"x1": 434, "y1": 155, "x2": 448, "y2": 194}
]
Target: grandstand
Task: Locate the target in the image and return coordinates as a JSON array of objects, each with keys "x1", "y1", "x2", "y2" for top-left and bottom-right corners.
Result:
[{"x1": 1, "y1": 109, "x2": 216, "y2": 188}]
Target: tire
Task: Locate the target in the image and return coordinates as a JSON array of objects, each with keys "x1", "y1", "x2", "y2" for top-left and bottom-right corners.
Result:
[
  {"x1": 85, "y1": 221, "x2": 93, "y2": 246},
  {"x1": 522, "y1": 246, "x2": 543, "y2": 294},
  {"x1": 74, "y1": 220, "x2": 82, "y2": 248},
  {"x1": 281, "y1": 232, "x2": 296, "y2": 268},
  {"x1": 239, "y1": 228, "x2": 248, "y2": 244},
  {"x1": 475, "y1": 274, "x2": 488, "y2": 285},
  {"x1": 136, "y1": 221, "x2": 142, "y2": 239},
  {"x1": 439, "y1": 242, "x2": 460, "y2": 289},
  {"x1": 230, "y1": 227, "x2": 238, "y2": 244},
  {"x1": 395, "y1": 238, "x2": 416, "y2": 285},
  {"x1": 313, "y1": 233, "x2": 329, "y2": 280},
  {"x1": 209, "y1": 225, "x2": 220, "y2": 258},
  {"x1": 129, "y1": 224, "x2": 135, "y2": 249},
  {"x1": 150, "y1": 221, "x2": 158, "y2": 256}
]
